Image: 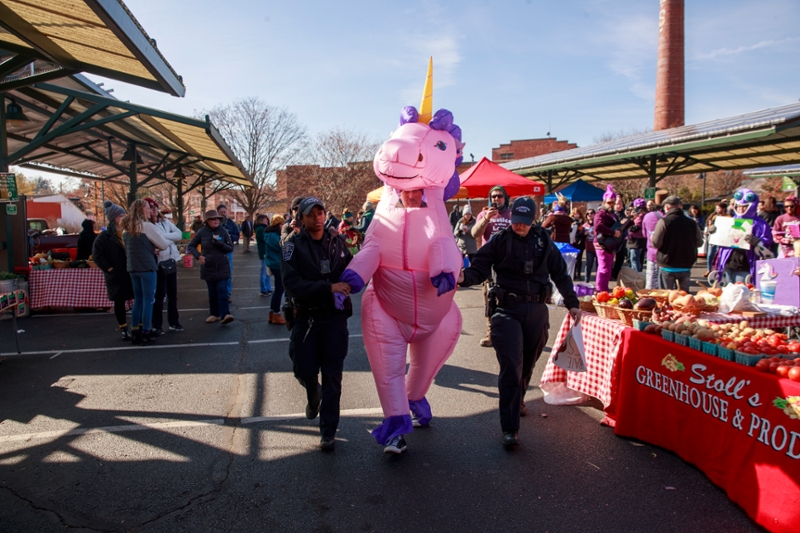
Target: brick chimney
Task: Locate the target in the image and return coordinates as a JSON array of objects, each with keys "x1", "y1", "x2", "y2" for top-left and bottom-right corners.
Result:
[{"x1": 653, "y1": 0, "x2": 684, "y2": 130}]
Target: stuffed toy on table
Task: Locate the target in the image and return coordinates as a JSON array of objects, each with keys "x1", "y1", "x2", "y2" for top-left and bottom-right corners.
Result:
[{"x1": 337, "y1": 60, "x2": 464, "y2": 447}]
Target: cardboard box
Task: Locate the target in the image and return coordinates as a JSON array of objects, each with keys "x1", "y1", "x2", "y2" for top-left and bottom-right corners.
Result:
[{"x1": 755, "y1": 258, "x2": 800, "y2": 307}]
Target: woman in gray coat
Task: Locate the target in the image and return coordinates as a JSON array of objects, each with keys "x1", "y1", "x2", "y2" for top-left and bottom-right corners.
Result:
[{"x1": 454, "y1": 204, "x2": 478, "y2": 264}]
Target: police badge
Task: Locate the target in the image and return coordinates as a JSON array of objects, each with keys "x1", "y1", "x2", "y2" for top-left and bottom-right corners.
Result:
[{"x1": 282, "y1": 242, "x2": 294, "y2": 261}]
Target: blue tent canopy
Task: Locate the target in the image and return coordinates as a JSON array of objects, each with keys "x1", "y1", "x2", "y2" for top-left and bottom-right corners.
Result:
[{"x1": 544, "y1": 179, "x2": 606, "y2": 203}]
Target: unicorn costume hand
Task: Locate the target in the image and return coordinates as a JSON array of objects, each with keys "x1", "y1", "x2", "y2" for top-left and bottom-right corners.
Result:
[{"x1": 346, "y1": 60, "x2": 464, "y2": 448}]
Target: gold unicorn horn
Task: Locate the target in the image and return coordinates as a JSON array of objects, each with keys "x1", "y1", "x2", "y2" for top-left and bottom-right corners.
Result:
[{"x1": 418, "y1": 57, "x2": 433, "y2": 124}]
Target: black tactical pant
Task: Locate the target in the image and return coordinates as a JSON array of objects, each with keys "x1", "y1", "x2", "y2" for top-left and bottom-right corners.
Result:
[
  {"x1": 289, "y1": 314, "x2": 349, "y2": 439},
  {"x1": 490, "y1": 302, "x2": 550, "y2": 433}
]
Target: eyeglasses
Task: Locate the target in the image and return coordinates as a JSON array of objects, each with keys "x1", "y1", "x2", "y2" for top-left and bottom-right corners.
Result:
[
  {"x1": 786, "y1": 204, "x2": 796, "y2": 208},
  {"x1": 490, "y1": 194, "x2": 504, "y2": 198}
]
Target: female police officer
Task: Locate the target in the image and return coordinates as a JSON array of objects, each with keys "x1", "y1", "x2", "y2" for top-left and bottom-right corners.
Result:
[
  {"x1": 282, "y1": 197, "x2": 353, "y2": 451},
  {"x1": 458, "y1": 197, "x2": 581, "y2": 447}
]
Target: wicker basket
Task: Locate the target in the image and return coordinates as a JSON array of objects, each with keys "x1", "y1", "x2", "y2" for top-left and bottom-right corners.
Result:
[
  {"x1": 579, "y1": 300, "x2": 597, "y2": 313},
  {"x1": 593, "y1": 302, "x2": 620, "y2": 320},
  {"x1": 616, "y1": 307, "x2": 653, "y2": 327},
  {"x1": 636, "y1": 289, "x2": 670, "y2": 306},
  {"x1": 672, "y1": 303, "x2": 715, "y2": 316},
  {"x1": 52, "y1": 260, "x2": 69, "y2": 269}
]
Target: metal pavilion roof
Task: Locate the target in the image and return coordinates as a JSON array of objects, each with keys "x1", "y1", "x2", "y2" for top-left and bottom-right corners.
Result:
[
  {"x1": 502, "y1": 102, "x2": 800, "y2": 190},
  {"x1": 743, "y1": 164, "x2": 800, "y2": 179},
  {"x1": 0, "y1": 0, "x2": 185, "y2": 96},
  {"x1": 5, "y1": 74, "x2": 252, "y2": 190}
]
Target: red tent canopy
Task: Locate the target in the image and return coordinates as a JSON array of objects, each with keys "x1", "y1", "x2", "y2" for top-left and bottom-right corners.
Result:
[{"x1": 459, "y1": 157, "x2": 545, "y2": 197}]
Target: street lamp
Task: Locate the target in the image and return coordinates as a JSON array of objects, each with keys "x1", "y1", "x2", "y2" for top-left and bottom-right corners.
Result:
[{"x1": 5, "y1": 97, "x2": 29, "y2": 128}]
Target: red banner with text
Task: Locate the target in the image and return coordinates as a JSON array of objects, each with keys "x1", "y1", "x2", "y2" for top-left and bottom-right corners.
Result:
[{"x1": 614, "y1": 329, "x2": 800, "y2": 533}]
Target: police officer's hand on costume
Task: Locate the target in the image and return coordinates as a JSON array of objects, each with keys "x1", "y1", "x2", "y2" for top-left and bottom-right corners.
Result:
[{"x1": 568, "y1": 307, "x2": 582, "y2": 325}]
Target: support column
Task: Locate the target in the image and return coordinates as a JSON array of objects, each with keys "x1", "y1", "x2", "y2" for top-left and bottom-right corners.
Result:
[
  {"x1": 200, "y1": 185, "x2": 207, "y2": 215},
  {"x1": 654, "y1": 0, "x2": 685, "y2": 130},
  {"x1": 546, "y1": 170, "x2": 553, "y2": 194},
  {"x1": 127, "y1": 160, "x2": 137, "y2": 207},
  {"x1": 175, "y1": 177, "x2": 185, "y2": 231},
  {"x1": 0, "y1": 93, "x2": 13, "y2": 272},
  {"x1": 649, "y1": 155, "x2": 658, "y2": 189}
]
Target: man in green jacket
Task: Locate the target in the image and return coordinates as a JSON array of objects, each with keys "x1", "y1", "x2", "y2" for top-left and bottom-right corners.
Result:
[{"x1": 254, "y1": 214, "x2": 272, "y2": 296}]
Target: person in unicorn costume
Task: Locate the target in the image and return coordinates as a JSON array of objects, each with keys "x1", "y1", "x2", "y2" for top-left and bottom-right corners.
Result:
[
  {"x1": 712, "y1": 188, "x2": 774, "y2": 283},
  {"x1": 337, "y1": 60, "x2": 464, "y2": 454}
]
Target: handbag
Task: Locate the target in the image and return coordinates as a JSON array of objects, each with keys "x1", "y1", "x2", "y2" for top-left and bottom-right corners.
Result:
[{"x1": 159, "y1": 258, "x2": 177, "y2": 275}]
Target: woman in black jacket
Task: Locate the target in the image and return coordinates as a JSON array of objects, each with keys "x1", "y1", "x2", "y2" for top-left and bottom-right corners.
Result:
[
  {"x1": 76, "y1": 218, "x2": 97, "y2": 260},
  {"x1": 188, "y1": 210, "x2": 235, "y2": 324},
  {"x1": 91, "y1": 201, "x2": 134, "y2": 340}
]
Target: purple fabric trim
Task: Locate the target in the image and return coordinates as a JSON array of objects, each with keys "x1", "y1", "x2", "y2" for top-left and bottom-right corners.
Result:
[
  {"x1": 400, "y1": 106, "x2": 419, "y2": 125},
  {"x1": 340, "y1": 268, "x2": 365, "y2": 294},
  {"x1": 431, "y1": 271, "x2": 456, "y2": 296},
  {"x1": 409, "y1": 397, "x2": 432, "y2": 426},
  {"x1": 443, "y1": 171, "x2": 460, "y2": 201},
  {"x1": 371, "y1": 415, "x2": 413, "y2": 445}
]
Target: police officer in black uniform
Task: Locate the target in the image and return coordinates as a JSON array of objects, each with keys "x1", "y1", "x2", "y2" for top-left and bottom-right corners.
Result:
[
  {"x1": 282, "y1": 197, "x2": 353, "y2": 451},
  {"x1": 458, "y1": 197, "x2": 581, "y2": 447}
]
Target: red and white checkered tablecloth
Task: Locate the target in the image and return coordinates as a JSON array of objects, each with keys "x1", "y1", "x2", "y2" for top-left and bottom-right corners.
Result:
[
  {"x1": 540, "y1": 313, "x2": 629, "y2": 409},
  {"x1": 701, "y1": 312, "x2": 800, "y2": 330},
  {"x1": 29, "y1": 269, "x2": 114, "y2": 310}
]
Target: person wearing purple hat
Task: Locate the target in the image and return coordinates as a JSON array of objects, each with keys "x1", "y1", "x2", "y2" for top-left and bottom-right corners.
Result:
[
  {"x1": 626, "y1": 198, "x2": 648, "y2": 273},
  {"x1": 541, "y1": 203, "x2": 573, "y2": 243},
  {"x1": 593, "y1": 185, "x2": 621, "y2": 292}
]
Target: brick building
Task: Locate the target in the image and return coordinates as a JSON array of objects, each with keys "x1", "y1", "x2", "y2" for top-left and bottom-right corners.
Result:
[
  {"x1": 492, "y1": 138, "x2": 578, "y2": 163},
  {"x1": 275, "y1": 163, "x2": 382, "y2": 217}
]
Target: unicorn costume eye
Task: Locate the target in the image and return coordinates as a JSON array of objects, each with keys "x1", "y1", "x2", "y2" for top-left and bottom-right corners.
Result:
[{"x1": 435, "y1": 141, "x2": 447, "y2": 151}]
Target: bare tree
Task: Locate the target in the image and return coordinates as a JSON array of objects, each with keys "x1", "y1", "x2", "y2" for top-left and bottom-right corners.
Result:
[
  {"x1": 205, "y1": 97, "x2": 307, "y2": 220},
  {"x1": 706, "y1": 170, "x2": 745, "y2": 198},
  {"x1": 304, "y1": 127, "x2": 382, "y2": 213}
]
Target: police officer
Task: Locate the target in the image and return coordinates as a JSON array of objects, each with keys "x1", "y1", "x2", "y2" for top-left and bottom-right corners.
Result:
[
  {"x1": 282, "y1": 197, "x2": 353, "y2": 451},
  {"x1": 458, "y1": 197, "x2": 581, "y2": 447}
]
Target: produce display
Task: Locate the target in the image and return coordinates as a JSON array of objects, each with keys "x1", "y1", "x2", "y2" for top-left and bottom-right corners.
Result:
[
  {"x1": 30, "y1": 251, "x2": 96, "y2": 269},
  {"x1": 589, "y1": 286, "x2": 800, "y2": 376}
]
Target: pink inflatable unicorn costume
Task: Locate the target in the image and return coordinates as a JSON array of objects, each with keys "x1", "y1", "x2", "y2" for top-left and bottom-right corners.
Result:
[{"x1": 338, "y1": 61, "x2": 464, "y2": 450}]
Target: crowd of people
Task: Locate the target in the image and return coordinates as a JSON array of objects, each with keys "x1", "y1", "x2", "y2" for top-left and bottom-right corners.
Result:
[{"x1": 79, "y1": 182, "x2": 800, "y2": 453}]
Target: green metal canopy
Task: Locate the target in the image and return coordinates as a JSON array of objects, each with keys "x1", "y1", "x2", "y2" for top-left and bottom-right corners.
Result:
[
  {"x1": 0, "y1": 0, "x2": 185, "y2": 96},
  {"x1": 4, "y1": 74, "x2": 253, "y2": 194},
  {"x1": 502, "y1": 102, "x2": 800, "y2": 191}
]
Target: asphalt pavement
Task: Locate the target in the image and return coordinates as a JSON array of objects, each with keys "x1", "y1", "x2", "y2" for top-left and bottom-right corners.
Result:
[{"x1": 0, "y1": 248, "x2": 763, "y2": 533}]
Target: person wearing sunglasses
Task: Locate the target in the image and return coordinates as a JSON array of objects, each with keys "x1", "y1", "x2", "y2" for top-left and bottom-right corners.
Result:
[
  {"x1": 471, "y1": 185, "x2": 512, "y2": 347},
  {"x1": 773, "y1": 194, "x2": 800, "y2": 258}
]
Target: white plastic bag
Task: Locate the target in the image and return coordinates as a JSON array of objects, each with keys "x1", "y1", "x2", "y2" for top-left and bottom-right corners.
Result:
[
  {"x1": 553, "y1": 322, "x2": 586, "y2": 373},
  {"x1": 718, "y1": 283, "x2": 761, "y2": 314}
]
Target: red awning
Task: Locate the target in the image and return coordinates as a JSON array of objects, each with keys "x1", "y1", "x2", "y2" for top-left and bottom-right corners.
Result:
[{"x1": 459, "y1": 157, "x2": 545, "y2": 197}]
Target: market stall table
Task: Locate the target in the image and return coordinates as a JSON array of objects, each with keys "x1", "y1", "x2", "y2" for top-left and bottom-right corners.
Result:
[
  {"x1": 540, "y1": 311, "x2": 800, "y2": 424},
  {"x1": 614, "y1": 329, "x2": 800, "y2": 533},
  {"x1": 29, "y1": 268, "x2": 114, "y2": 310}
]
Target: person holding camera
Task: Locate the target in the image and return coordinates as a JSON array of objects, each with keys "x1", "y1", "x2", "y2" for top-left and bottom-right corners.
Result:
[
  {"x1": 281, "y1": 197, "x2": 354, "y2": 451},
  {"x1": 470, "y1": 185, "x2": 512, "y2": 347},
  {"x1": 187, "y1": 210, "x2": 235, "y2": 325},
  {"x1": 458, "y1": 197, "x2": 580, "y2": 448}
]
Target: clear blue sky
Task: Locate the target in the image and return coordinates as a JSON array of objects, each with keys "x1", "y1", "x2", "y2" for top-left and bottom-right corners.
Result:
[{"x1": 35, "y1": 0, "x2": 800, "y2": 183}]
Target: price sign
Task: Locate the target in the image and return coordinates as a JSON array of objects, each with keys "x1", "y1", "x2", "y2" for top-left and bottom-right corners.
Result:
[{"x1": 0, "y1": 173, "x2": 18, "y2": 201}]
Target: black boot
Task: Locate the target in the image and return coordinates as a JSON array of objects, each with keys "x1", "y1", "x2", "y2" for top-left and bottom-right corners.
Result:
[
  {"x1": 131, "y1": 330, "x2": 142, "y2": 345},
  {"x1": 119, "y1": 327, "x2": 131, "y2": 341},
  {"x1": 142, "y1": 330, "x2": 156, "y2": 344}
]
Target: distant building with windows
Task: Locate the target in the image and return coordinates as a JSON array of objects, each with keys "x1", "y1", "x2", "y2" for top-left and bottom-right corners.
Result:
[{"x1": 492, "y1": 138, "x2": 577, "y2": 163}]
